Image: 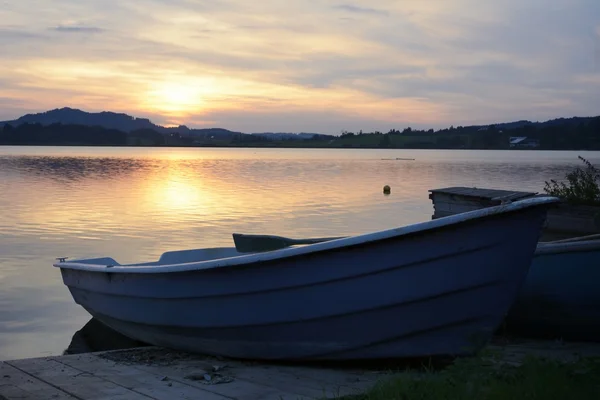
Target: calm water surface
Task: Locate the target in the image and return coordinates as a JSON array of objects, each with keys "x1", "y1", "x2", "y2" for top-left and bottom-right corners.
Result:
[{"x1": 1, "y1": 146, "x2": 599, "y2": 360}]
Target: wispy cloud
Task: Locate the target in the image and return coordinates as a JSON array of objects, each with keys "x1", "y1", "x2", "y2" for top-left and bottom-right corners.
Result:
[
  {"x1": 334, "y1": 4, "x2": 388, "y2": 16},
  {"x1": 0, "y1": 0, "x2": 599, "y2": 133},
  {"x1": 51, "y1": 25, "x2": 105, "y2": 33}
]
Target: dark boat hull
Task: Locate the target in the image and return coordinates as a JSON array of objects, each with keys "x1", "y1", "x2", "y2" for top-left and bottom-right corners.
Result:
[{"x1": 58, "y1": 198, "x2": 555, "y2": 360}]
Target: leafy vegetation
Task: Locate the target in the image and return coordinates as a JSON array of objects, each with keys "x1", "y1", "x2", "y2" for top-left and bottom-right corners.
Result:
[
  {"x1": 338, "y1": 355, "x2": 600, "y2": 400},
  {"x1": 544, "y1": 156, "x2": 600, "y2": 205}
]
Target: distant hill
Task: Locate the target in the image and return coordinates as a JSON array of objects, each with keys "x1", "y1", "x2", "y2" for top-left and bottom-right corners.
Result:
[
  {"x1": 472, "y1": 116, "x2": 596, "y2": 131},
  {"x1": 1, "y1": 107, "x2": 169, "y2": 132},
  {"x1": 2, "y1": 107, "x2": 595, "y2": 139},
  {"x1": 1, "y1": 107, "x2": 598, "y2": 149},
  {"x1": 0, "y1": 107, "x2": 334, "y2": 141}
]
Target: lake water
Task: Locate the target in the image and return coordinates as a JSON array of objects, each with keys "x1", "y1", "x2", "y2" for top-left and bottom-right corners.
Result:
[{"x1": 1, "y1": 146, "x2": 599, "y2": 361}]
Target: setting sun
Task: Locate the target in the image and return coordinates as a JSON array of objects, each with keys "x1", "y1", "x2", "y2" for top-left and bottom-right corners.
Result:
[
  {"x1": 142, "y1": 77, "x2": 219, "y2": 115},
  {"x1": 160, "y1": 84, "x2": 201, "y2": 109}
]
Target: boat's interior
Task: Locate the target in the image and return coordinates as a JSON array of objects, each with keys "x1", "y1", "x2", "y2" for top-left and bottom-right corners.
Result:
[
  {"x1": 66, "y1": 234, "x2": 600, "y2": 267},
  {"x1": 148, "y1": 247, "x2": 246, "y2": 265},
  {"x1": 54, "y1": 197, "x2": 552, "y2": 268},
  {"x1": 57, "y1": 199, "x2": 600, "y2": 269},
  {"x1": 73, "y1": 247, "x2": 249, "y2": 267}
]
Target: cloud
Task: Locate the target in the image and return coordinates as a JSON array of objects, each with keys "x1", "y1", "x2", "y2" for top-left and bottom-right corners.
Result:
[
  {"x1": 0, "y1": 0, "x2": 599, "y2": 132},
  {"x1": 334, "y1": 4, "x2": 388, "y2": 15},
  {"x1": 51, "y1": 25, "x2": 105, "y2": 33}
]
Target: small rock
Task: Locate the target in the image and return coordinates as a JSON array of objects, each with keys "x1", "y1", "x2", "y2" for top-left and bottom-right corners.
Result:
[
  {"x1": 167, "y1": 382, "x2": 173, "y2": 387},
  {"x1": 184, "y1": 373, "x2": 206, "y2": 381},
  {"x1": 161, "y1": 376, "x2": 169, "y2": 381},
  {"x1": 184, "y1": 372, "x2": 234, "y2": 385},
  {"x1": 3, "y1": 374, "x2": 9, "y2": 378}
]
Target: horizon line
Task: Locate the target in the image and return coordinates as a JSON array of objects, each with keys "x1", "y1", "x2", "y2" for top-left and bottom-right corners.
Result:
[{"x1": 2, "y1": 106, "x2": 599, "y2": 135}]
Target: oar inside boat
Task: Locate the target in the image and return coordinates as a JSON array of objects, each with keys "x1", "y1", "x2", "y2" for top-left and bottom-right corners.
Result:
[{"x1": 232, "y1": 233, "x2": 345, "y2": 252}]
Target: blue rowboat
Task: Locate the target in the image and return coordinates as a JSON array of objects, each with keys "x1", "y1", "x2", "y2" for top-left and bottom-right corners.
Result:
[
  {"x1": 54, "y1": 196, "x2": 557, "y2": 361},
  {"x1": 505, "y1": 235, "x2": 600, "y2": 341}
]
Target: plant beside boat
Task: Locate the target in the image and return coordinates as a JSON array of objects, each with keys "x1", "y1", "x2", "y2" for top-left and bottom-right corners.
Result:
[
  {"x1": 542, "y1": 156, "x2": 600, "y2": 236},
  {"x1": 544, "y1": 156, "x2": 600, "y2": 206}
]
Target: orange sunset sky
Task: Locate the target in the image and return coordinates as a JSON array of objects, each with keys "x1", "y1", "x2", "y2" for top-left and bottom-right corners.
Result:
[{"x1": 1, "y1": 0, "x2": 599, "y2": 134}]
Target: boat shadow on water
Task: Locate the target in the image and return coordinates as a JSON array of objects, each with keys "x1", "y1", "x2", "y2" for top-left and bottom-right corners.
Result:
[{"x1": 63, "y1": 318, "x2": 149, "y2": 355}]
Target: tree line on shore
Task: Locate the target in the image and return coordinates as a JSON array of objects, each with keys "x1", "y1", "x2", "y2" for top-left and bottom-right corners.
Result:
[{"x1": 1, "y1": 116, "x2": 599, "y2": 150}]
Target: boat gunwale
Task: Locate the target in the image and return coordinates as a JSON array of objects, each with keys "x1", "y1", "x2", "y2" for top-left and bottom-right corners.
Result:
[
  {"x1": 54, "y1": 196, "x2": 559, "y2": 274},
  {"x1": 536, "y1": 239, "x2": 600, "y2": 256}
]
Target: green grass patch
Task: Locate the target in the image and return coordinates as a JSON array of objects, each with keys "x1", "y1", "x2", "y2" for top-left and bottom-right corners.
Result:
[{"x1": 339, "y1": 355, "x2": 600, "y2": 400}]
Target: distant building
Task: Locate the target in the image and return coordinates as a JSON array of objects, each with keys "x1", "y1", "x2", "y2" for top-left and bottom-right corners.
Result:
[{"x1": 509, "y1": 136, "x2": 540, "y2": 148}]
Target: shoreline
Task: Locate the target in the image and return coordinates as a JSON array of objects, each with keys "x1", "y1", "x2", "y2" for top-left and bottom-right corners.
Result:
[{"x1": 1, "y1": 143, "x2": 599, "y2": 151}]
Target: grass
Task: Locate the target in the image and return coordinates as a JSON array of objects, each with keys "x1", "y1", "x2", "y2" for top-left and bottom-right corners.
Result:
[{"x1": 337, "y1": 353, "x2": 600, "y2": 400}]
